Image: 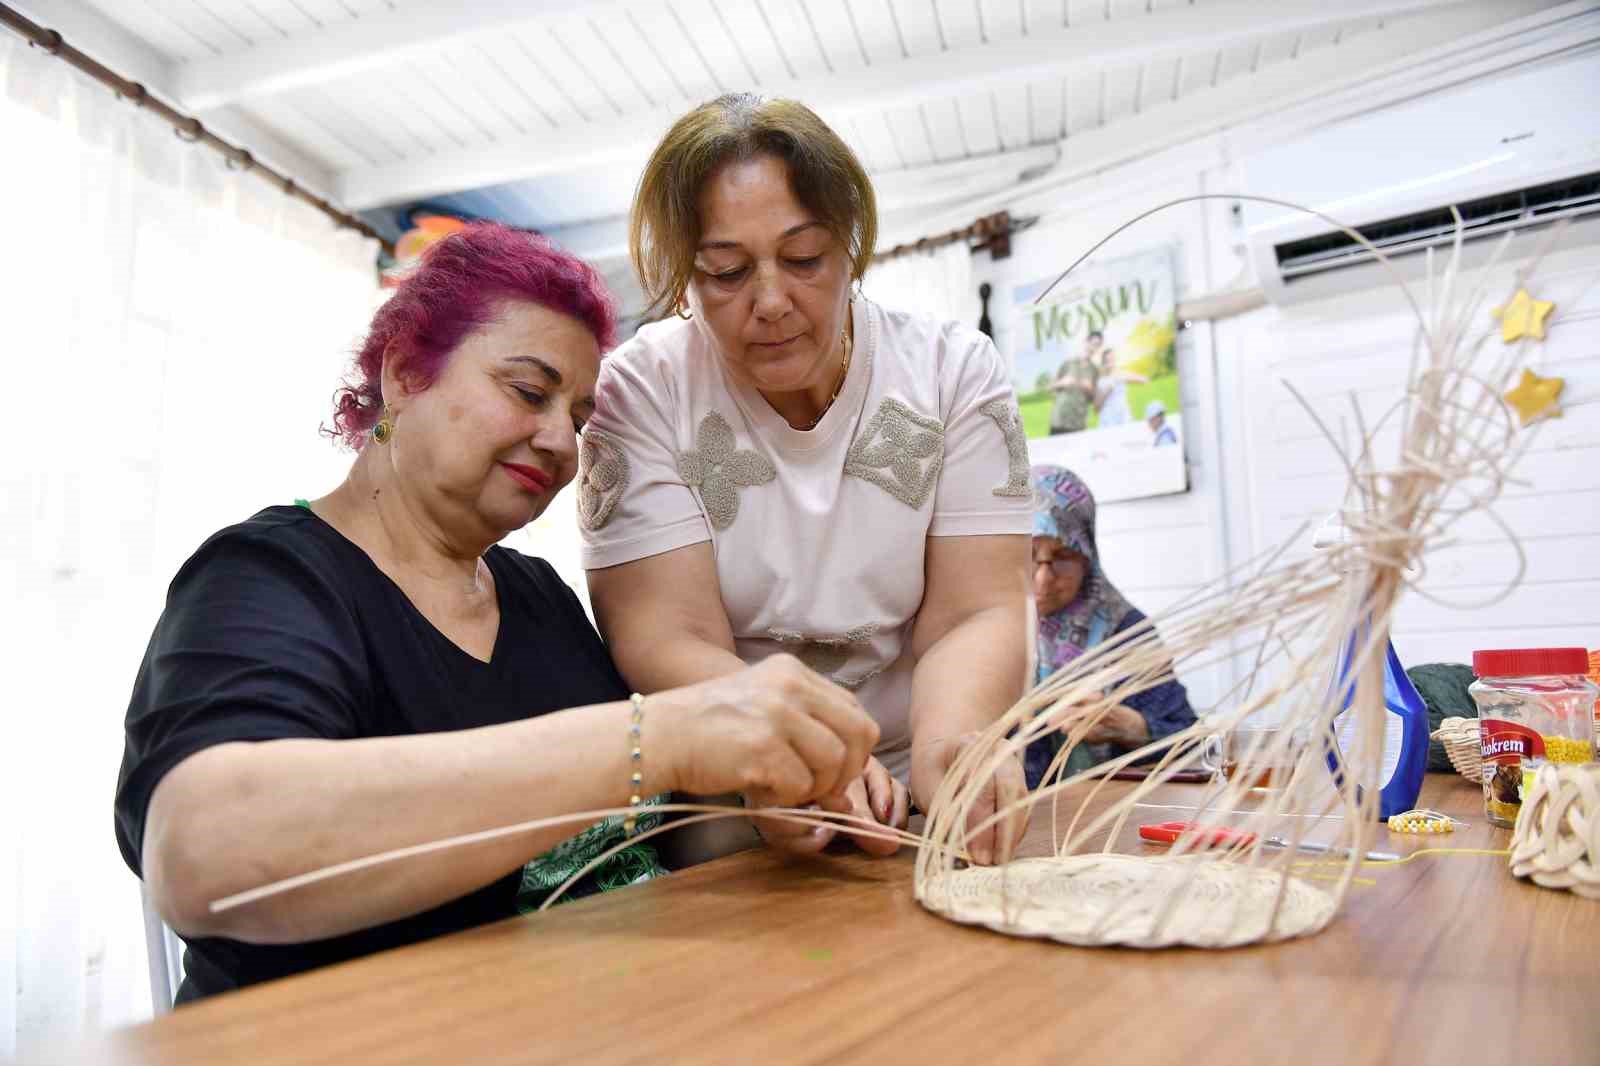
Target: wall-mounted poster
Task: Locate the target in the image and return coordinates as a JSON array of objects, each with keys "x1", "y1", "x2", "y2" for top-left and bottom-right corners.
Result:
[{"x1": 1010, "y1": 245, "x2": 1187, "y2": 504}]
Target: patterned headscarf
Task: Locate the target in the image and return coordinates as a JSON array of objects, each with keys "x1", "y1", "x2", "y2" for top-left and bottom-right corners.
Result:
[{"x1": 1031, "y1": 465, "x2": 1135, "y2": 678}]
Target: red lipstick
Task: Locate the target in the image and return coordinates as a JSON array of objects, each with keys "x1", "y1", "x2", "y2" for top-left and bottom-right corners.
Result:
[{"x1": 499, "y1": 462, "x2": 553, "y2": 493}]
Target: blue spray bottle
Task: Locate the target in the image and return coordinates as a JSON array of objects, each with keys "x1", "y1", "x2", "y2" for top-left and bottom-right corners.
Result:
[{"x1": 1315, "y1": 515, "x2": 1429, "y2": 819}]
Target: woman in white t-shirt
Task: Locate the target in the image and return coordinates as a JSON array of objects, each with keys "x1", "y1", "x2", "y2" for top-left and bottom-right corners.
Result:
[{"x1": 579, "y1": 94, "x2": 1032, "y2": 865}]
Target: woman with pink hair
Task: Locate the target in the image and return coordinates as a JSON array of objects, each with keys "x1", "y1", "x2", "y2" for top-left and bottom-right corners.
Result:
[{"x1": 115, "y1": 224, "x2": 877, "y2": 1003}]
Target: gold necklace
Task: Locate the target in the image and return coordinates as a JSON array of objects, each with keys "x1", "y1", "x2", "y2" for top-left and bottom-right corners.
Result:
[{"x1": 801, "y1": 323, "x2": 852, "y2": 431}]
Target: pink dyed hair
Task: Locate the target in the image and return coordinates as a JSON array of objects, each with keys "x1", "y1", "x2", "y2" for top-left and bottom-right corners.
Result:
[{"x1": 329, "y1": 223, "x2": 617, "y2": 448}]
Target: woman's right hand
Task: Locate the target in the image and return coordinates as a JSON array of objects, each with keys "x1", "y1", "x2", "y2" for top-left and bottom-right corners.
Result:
[{"x1": 651, "y1": 653, "x2": 879, "y2": 810}]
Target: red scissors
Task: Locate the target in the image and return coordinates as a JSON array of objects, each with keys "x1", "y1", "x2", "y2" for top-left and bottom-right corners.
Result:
[{"x1": 1138, "y1": 820, "x2": 1257, "y2": 848}]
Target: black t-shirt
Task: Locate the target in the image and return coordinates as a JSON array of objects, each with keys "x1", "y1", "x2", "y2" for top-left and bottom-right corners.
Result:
[{"x1": 114, "y1": 505, "x2": 627, "y2": 1001}]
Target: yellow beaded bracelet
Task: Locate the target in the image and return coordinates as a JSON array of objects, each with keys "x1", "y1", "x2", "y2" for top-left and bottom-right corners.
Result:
[
  {"x1": 1387, "y1": 808, "x2": 1458, "y2": 834},
  {"x1": 623, "y1": 693, "x2": 645, "y2": 836}
]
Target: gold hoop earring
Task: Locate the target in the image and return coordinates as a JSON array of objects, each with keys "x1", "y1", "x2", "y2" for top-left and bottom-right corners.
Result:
[{"x1": 371, "y1": 405, "x2": 393, "y2": 445}]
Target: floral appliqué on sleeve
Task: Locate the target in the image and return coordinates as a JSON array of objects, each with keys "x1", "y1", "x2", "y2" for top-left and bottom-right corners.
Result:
[
  {"x1": 577, "y1": 430, "x2": 630, "y2": 531},
  {"x1": 980, "y1": 398, "x2": 1032, "y2": 498}
]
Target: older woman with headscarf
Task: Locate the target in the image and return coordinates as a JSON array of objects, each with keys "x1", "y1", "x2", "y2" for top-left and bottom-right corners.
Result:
[{"x1": 1026, "y1": 465, "x2": 1197, "y2": 789}]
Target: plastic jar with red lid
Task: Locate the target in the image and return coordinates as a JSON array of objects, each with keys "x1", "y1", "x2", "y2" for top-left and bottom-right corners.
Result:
[{"x1": 1469, "y1": 647, "x2": 1597, "y2": 828}]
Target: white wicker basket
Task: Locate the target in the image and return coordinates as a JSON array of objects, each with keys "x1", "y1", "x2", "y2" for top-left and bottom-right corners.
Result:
[
  {"x1": 1431, "y1": 716, "x2": 1481, "y2": 782},
  {"x1": 1510, "y1": 763, "x2": 1600, "y2": 899}
]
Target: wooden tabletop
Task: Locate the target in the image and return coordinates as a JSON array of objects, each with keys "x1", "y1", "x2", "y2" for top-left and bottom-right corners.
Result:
[{"x1": 74, "y1": 774, "x2": 1597, "y2": 1065}]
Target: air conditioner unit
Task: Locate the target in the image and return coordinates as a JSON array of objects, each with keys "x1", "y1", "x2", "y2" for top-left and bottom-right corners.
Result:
[{"x1": 1243, "y1": 53, "x2": 1600, "y2": 305}]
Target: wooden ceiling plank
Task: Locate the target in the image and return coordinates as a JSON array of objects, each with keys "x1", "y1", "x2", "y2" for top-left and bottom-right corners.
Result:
[
  {"x1": 176, "y1": 0, "x2": 599, "y2": 108},
  {"x1": 934, "y1": 0, "x2": 983, "y2": 49},
  {"x1": 335, "y1": 0, "x2": 1520, "y2": 207},
  {"x1": 990, "y1": 82, "x2": 1031, "y2": 147},
  {"x1": 804, "y1": 0, "x2": 871, "y2": 73},
  {"x1": 1101, "y1": 63, "x2": 1137, "y2": 124},
  {"x1": 920, "y1": 96, "x2": 969, "y2": 160},
  {"x1": 436, "y1": 41, "x2": 538, "y2": 137},
  {"x1": 1027, "y1": 74, "x2": 1064, "y2": 145},
  {"x1": 886, "y1": 0, "x2": 944, "y2": 56},
  {"x1": 626, "y1": 1, "x2": 724, "y2": 101},
  {"x1": 707, "y1": 0, "x2": 790, "y2": 88},
  {"x1": 850, "y1": 0, "x2": 906, "y2": 66},
  {"x1": 1063, "y1": 69, "x2": 1098, "y2": 133},
  {"x1": 978, "y1": 0, "x2": 1026, "y2": 42},
  {"x1": 955, "y1": 89, "x2": 1001, "y2": 154},
  {"x1": 884, "y1": 102, "x2": 936, "y2": 166},
  {"x1": 1139, "y1": 55, "x2": 1180, "y2": 110},
  {"x1": 546, "y1": 14, "x2": 649, "y2": 116},
  {"x1": 1018, "y1": 0, "x2": 1062, "y2": 34}
]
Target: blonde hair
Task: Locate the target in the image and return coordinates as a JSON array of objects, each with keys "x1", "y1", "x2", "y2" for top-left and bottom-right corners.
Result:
[{"x1": 629, "y1": 93, "x2": 878, "y2": 320}]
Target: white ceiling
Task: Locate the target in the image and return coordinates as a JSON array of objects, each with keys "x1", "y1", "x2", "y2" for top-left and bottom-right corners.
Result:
[{"x1": 14, "y1": 0, "x2": 1572, "y2": 260}]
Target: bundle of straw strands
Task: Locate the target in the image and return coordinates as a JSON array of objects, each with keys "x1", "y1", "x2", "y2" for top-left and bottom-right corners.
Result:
[
  {"x1": 916, "y1": 195, "x2": 1558, "y2": 947},
  {"x1": 212, "y1": 198, "x2": 1560, "y2": 952}
]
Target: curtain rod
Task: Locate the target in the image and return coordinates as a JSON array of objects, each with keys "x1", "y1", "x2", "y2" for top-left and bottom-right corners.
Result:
[
  {"x1": 873, "y1": 210, "x2": 1035, "y2": 263},
  {"x1": 0, "y1": 3, "x2": 392, "y2": 255}
]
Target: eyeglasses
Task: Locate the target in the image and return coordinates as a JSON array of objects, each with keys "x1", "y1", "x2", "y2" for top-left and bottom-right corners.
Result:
[{"x1": 1032, "y1": 557, "x2": 1084, "y2": 578}]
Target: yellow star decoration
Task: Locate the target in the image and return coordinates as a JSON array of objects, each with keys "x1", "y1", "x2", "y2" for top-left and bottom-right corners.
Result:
[
  {"x1": 1492, "y1": 288, "x2": 1555, "y2": 342},
  {"x1": 1502, "y1": 368, "x2": 1564, "y2": 427}
]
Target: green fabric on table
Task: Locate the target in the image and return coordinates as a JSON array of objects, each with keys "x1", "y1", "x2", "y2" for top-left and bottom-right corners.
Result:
[
  {"x1": 1407, "y1": 663, "x2": 1478, "y2": 773},
  {"x1": 515, "y1": 793, "x2": 669, "y2": 913}
]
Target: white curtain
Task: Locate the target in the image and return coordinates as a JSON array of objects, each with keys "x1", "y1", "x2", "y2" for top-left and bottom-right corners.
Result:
[
  {"x1": 0, "y1": 36, "x2": 378, "y2": 1054},
  {"x1": 860, "y1": 240, "x2": 980, "y2": 329}
]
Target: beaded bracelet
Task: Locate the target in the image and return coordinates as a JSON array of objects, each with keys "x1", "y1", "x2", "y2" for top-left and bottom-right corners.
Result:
[
  {"x1": 623, "y1": 693, "x2": 645, "y2": 836},
  {"x1": 1386, "y1": 808, "x2": 1459, "y2": 834}
]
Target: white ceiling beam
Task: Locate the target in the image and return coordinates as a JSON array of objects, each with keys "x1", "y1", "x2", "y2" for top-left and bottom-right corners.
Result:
[
  {"x1": 176, "y1": 0, "x2": 598, "y2": 112},
  {"x1": 876, "y1": 144, "x2": 1061, "y2": 190},
  {"x1": 870, "y1": 144, "x2": 1062, "y2": 210},
  {"x1": 10, "y1": 0, "x2": 337, "y2": 196},
  {"x1": 336, "y1": 0, "x2": 1476, "y2": 209},
  {"x1": 812, "y1": 0, "x2": 1470, "y2": 118},
  {"x1": 877, "y1": 0, "x2": 1559, "y2": 247}
]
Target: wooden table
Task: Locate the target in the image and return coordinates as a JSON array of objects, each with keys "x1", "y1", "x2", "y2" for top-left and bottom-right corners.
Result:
[{"x1": 74, "y1": 774, "x2": 1596, "y2": 1065}]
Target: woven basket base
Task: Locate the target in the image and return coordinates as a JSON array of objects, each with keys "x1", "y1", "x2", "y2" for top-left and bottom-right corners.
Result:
[
  {"x1": 1509, "y1": 764, "x2": 1600, "y2": 900},
  {"x1": 918, "y1": 854, "x2": 1337, "y2": 948}
]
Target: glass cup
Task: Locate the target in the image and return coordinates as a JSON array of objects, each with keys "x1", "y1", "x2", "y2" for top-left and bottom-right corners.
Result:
[{"x1": 1201, "y1": 724, "x2": 1305, "y2": 790}]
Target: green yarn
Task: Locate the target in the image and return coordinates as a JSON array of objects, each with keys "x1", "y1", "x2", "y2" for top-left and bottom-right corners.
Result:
[{"x1": 1407, "y1": 663, "x2": 1478, "y2": 773}]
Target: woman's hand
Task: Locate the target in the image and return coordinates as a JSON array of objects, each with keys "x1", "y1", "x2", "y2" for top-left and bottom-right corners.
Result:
[
  {"x1": 910, "y1": 733, "x2": 1028, "y2": 866},
  {"x1": 652, "y1": 653, "x2": 879, "y2": 808},
  {"x1": 1080, "y1": 705, "x2": 1150, "y2": 747},
  {"x1": 747, "y1": 756, "x2": 910, "y2": 856},
  {"x1": 1046, "y1": 699, "x2": 1150, "y2": 749},
  {"x1": 843, "y1": 756, "x2": 912, "y2": 854}
]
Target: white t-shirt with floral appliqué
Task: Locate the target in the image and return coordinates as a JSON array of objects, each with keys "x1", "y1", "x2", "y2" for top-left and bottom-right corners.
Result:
[{"x1": 578, "y1": 298, "x2": 1032, "y2": 781}]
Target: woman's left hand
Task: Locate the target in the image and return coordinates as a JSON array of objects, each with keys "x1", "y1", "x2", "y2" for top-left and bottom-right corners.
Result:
[
  {"x1": 828, "y1": 756, "x2": 911, "y2": 855},
  {"x1": 1068, "y1": 704, "x2": 1150, "y2": 748},
  {"x1": 910, "y1": 733, "x2": 1028, "y2": 866},
  {"x1": 749, "y1": 755, "x2": 909, "y2": 856}
]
